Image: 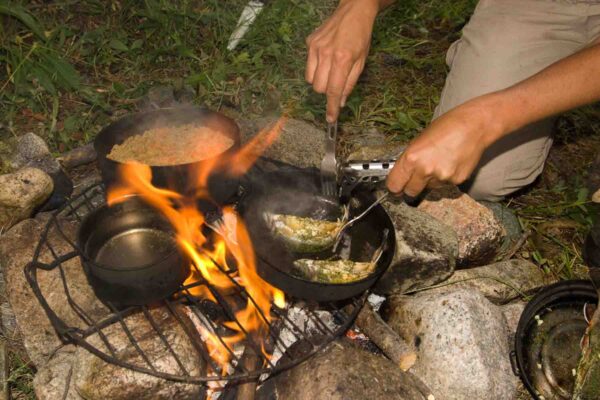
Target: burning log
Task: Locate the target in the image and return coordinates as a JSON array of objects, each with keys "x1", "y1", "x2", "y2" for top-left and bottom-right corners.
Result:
[
  {"x1": 350, "y1": 302, "x2": 417, "y2": 371},
  {"x1": 234, "y1": 346, "x2": 260, "y2": 400}
]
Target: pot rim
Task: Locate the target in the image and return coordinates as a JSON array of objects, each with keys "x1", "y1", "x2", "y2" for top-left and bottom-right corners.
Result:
[{"x1": 77, "y1": 195, "x2": 183, "y2": 273}]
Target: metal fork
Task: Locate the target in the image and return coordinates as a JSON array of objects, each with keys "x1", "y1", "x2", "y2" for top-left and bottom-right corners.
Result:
[
  {"x1": 332, "y1": 192, "x2": 389, "y2": 252},
  {"x1": 320, "y1": 120, "x2": 338, "y2": 198}
]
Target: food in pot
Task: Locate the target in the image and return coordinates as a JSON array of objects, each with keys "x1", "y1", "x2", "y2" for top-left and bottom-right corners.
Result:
[
  {"x1": 265, "y1": 207, "x2": 349, "y2": 253},
  {"x1": 107, "y1": 124, "x2": 234, "y2": 166},
  {"x1": 291, "y1": 258, "x2": 377, "y2": 283},
  {"x1": 292, "y1": 241, "x2": 385, "y2": 284}
]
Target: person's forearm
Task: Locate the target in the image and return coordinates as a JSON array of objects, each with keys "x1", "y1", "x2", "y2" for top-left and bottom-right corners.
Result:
[{"x1": 474, "y1": 43, "x2": 600, "y2": 147}]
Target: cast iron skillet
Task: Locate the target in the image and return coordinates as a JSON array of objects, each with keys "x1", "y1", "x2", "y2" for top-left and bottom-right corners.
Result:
[
  {"x1": 240, "y1": 167, "x2": 396, "y2": 302},
  {"x1": 78, "y1": 196, "x2": 189, "y2": 308},
  {"x1": 94, "y1": 106, "x2": 241, "y2": 204}
]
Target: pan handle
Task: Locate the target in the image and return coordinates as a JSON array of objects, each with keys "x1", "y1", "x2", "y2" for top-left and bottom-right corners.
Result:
[{"x1": 339, "y1": 158, "x2": 397, "y2": 200}]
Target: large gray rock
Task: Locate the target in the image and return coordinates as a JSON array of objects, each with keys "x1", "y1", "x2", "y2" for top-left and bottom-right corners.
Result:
[
  {"x1": 73, "y1": 306, "x2": 205, "y2": 400},
  {"x1": 417, "y1": 185, "x2": 505, "y2": 266},
  {"x1": 0, "y1": 303, "x2": 17, "y2": 342},
  {"x1": 343, "y1": 126, "x2": 388, "y2": 149},
  {"x1": 0, "y1": 217, "x2": 109, "y2": 366},
  {"x1": 0, "y1": 339, "x2": 7, "y2": 400},
  {"x1": 481, "y1": 201, "x2": 523, "y2": 258},
  {"x1": 270, "y1": 339, "x2": 433, "y2": 400},
  {"x1": 434, "y1": 260, "x2": 550, "y2": 304},
  {"x1": 8, "y1": 132, "x2": 61, "y2": 176},
  {"x1": 501, "y1": 301, "x2": 526, "y2": 340},
  {"x1": 374, "y1": 197, "x2": 458, "y2": 295},
  {"x1": 34, "y1": 346, "x2": 82, "y2": 400},
  {"x1": 240, "y1": 118, "x2": 325, "y2": 168},
  {"x1": 382, "y1": 289, "x2": 518, "y2": 400},
  {"x1": 0, "y1": 167, "x2": 53, "y2": 230}
]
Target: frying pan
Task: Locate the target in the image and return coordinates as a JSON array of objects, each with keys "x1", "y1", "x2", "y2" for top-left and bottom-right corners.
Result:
[
  {"x1": 94, "y1": 106, "x2": 241, "y2": 204},
  {"x1": 78, "y1": 196, "x2": 189, "y2": 308},
  {"x1": 240, "y1": 167, "x2": 395, "y2": 302}
]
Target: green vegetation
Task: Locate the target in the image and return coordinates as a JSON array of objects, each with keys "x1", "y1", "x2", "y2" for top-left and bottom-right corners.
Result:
[
  {"x1": 0, "y1": 0, "x2": 477, "y2": 151},
  {"x1": 0, "y1": 0, "x2": 598, "y2": 398},
  {"x1": 6, "y1": 350, "x2": 35, "y2": 400}
]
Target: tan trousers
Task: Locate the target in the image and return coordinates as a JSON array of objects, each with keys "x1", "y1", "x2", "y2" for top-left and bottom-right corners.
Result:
[{"x1": 434, "y1": 0, "x2": 600, "y2": 201}]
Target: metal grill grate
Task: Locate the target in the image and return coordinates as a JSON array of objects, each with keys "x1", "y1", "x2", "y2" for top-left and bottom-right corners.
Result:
[{"x1": 25, "y1": 181, "x2": 366, "y2": 384}]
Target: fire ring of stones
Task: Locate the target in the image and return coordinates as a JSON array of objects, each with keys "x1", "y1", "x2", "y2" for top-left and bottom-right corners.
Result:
[{"x1": 25, "y1": 181, "x2": 366, "y2": 384}]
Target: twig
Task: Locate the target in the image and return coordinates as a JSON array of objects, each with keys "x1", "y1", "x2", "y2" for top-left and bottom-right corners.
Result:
[
  {"x1": 501, "y1": 230, "x2": 531, "y2": 261},
  {"x1": 403, "y1": 275, "x2": 532, "y2": 300}
]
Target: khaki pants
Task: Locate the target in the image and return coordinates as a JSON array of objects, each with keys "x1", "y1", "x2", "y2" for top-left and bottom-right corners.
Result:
[{"x1": 435, "y1": 0, "x2": 600, "y2": 201}]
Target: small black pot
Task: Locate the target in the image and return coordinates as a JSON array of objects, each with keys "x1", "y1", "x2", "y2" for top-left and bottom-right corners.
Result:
[
  {"x1": 512, "y1": 280, "x2": 598, "y2": 400},
  {"x1": 94, "y1": 106, "x2": 241, "y2": 204},
  {"x1": 78, "y1": 197, "x2": 189, "y2": 307}
]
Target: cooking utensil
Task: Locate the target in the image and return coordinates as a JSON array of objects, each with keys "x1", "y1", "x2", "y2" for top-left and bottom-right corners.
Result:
[
  {"x1": 77, "y1": 196, "x2": 189, "y2": 307},
  {"x1": 240, "y1": 167, "x2": 396, "y2": 302},
  {"x1": 94, "y1": 106, "x2": 241, "y2": 204},
  {"x1": 320, "y1": 121, "x2": 338, "y2": 199},
  {"x1": 339, "y1": 154, "x2": 404, "y2": 200},
  {"x1": 512, "y1": 280, "x2": 598, "y2": 400},
  {"x1": 332, "y1": 192, "x2": 390, "y2": 252}
]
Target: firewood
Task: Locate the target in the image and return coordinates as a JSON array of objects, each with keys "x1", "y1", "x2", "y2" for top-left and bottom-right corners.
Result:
[
  {"x1": 57, "y1": 143, "x2": 97, "y2": 170},
  {"x1": 235, "y1": 346, "x2": 260, "y2": 400},
  {"x1": 351, "y1": 302, "x2": 417, "y2": 371}
]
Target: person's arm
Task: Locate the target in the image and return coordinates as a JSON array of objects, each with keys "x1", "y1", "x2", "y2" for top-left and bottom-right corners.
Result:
[
  {"x1": 305, "y1": 0, "x2": 396, "y2": 123},
  {"x1": 386, "y1": 42, "x2": 600, "y2": 197}
]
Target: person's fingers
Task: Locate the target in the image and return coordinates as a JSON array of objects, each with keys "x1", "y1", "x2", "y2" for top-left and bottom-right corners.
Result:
[
  {"x1": 342, "y1": 61, "x2": 363, "y2": 98},
  {"x1": 312, "y1": 50, "x2": 333, "y2": 94},
  {"x1": 386, "y1": 155, "x2": 413, "y2": 195},
  {"x1": 402, "y1": 172, "x2": 429, "y2": 198},
  {"x1": 427, "y1": 177, "x2": 445, "y2": 189},
  {"x1": 305, "y1": 44, "x2": 319, "y2": 84},
  {"x1": 326, "y1": 53, "x2": 353, "y2": 122}
]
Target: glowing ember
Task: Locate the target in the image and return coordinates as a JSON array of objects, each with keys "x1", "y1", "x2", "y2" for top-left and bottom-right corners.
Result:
[{"x1": 107, "y1": 118, "x2": 287, "y2": 375}]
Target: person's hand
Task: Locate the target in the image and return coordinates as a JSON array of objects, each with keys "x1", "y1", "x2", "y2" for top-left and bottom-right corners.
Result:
[
  {"x1": 386, "y1": 99, "x2": 501, "y2": 197},
  {"x1": 305, "y1": 0, "x2": 380, "y2": 122}
]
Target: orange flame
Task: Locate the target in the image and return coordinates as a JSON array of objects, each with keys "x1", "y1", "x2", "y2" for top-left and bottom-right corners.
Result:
[
  {"x1": 107, "y1": 118, "x2": 286, "y2": 374},
  {"x1": 194, "y1": 118, "x2": 287, "y2": 192}
]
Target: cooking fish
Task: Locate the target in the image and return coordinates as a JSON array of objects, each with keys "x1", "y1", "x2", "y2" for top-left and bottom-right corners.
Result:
[
  {"x1": 291, "y1": 258, "x2": 377, "y2": 283},
  {"x1": 265, "y1": 207, "x2": 349, "y2": 253},
  {"x1": 292, "y1": 235, "x2": 386, "y2": 284}
]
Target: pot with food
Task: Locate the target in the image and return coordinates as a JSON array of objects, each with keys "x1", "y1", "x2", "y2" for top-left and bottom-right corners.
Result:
[
  {"x1": 241, "y1": 168, "x2": 396, "y2": 302},
  {"x1": 95, "y1": 106, "x2": 241, "y2": 203}
]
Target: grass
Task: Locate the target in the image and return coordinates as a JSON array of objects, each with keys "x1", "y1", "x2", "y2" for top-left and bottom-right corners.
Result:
[
  {"x1": 6, "y1": 350, "x2": 35, "y2": 400},
  {"x1": 0, "y1": 0, "x2": 598, "y2": 398},
  {"x1": 0, "y1": 0, "x2": 477, "y2": 153},
  {"x1": 511, "y1": 106, "x2": 600, "y2": 281}
]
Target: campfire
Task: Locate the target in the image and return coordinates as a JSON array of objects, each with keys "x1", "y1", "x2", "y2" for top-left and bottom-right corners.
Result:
[
  {"x1": 18, "y1": 106, "x2": 421, "y2": 400},
  {"x1": 104, "y1": 118, "x2": 288, "y2": 375},
  {"x1": 23, "y1": 110, "x2": 371, "y2": 400}
]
